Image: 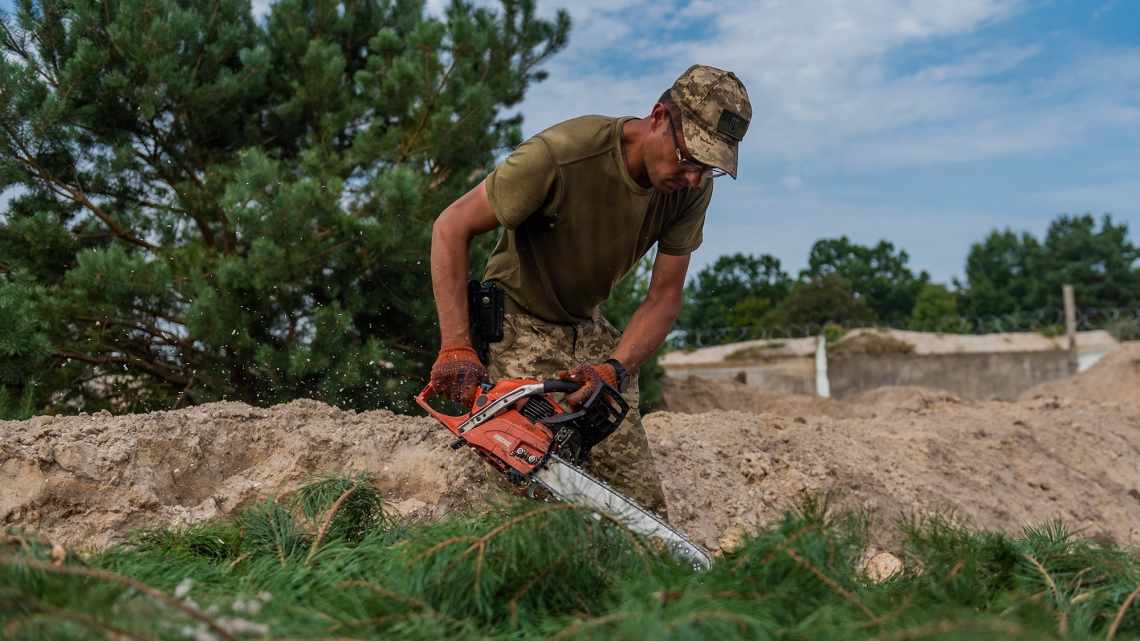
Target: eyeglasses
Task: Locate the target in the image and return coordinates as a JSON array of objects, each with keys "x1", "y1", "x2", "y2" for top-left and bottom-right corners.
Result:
[{"x1": 667, "y1": 111, "x2": 727, "y2": 179}]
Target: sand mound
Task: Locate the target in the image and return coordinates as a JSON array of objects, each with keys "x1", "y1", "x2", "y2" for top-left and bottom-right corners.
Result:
[
  {"x1": 1, "y1": 399, "x2": 491, "y2": 548},
  {"x1": 661, "y1": 376, "x2": 964, "y2": 419},
  {"x1": 848, "y1": 385, "x2": 963, "y2": 412},
  {"x1": 4, "y1": 384, "x2": 1139, "y2": 556},
  {"x1": 1022, "y1": 341, "x2": 1140, "y2": 405},
  {"x1": 647, "y1": 397, "x2": 1140, "y2": 553},
  {"x1": 830, "y1": 330, "x2": 916, "y2": 354},
  {"x1": 661, "y1": 376, "x2": 855, "y2": 418}
]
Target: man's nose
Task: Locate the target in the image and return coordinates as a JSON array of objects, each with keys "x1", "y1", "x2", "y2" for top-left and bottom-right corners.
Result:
[{"x1": 684, "y1": 169, "x2": 703, "y2": 187}]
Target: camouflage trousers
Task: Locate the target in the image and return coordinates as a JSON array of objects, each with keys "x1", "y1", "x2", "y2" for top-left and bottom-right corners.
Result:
[{"x1": 488, "y1": 312, "x2": 669, "y2": 518}]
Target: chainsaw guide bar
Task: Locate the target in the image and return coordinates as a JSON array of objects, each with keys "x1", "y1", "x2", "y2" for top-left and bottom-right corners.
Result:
[
  {"x1": 415, "y1": 378, "x2": 712, "y2": 569},
  {"x1": 533, "y1": 454, "x2": 711, "y2": 568}
]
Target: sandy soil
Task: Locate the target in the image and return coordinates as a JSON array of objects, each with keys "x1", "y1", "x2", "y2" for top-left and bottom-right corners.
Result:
[
  {"x1": 3, "y1": 344, "x2": 1138, "y2": 554},
  {"x1": 661, "y1": 376, "x2": 860, "y2": 418},
  {"x1": 648, "y1": 396, "x2": 1139, "y2": 553},
  {"x1": 1, "y1": 400, "x2": 494, "y2": 548},
  {"x1": 1021, "y1": 341, "x2": 1140, "y2": 407}
]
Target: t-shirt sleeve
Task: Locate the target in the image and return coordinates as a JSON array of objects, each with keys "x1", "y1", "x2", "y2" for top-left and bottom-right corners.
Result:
[
  {"x1": 483, "y1": 137, "x2": 562, "y2": 230},
  {"x1": 657, "y1": 178, "x2": 714, "y2": 255}
]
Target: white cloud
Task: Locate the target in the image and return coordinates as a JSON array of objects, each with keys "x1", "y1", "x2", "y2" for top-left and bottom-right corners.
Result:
[
  {"x1": 504, "y1": 0, "x2": 1140, "y2": 280},
  {"x1": 516, "y1": 0, "x2": 1138, "y2": 170}
]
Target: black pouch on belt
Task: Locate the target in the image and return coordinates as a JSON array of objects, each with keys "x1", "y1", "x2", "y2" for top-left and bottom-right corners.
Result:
[{"x1": 468, "y1": 280, "x2": 504, "y2": 366}]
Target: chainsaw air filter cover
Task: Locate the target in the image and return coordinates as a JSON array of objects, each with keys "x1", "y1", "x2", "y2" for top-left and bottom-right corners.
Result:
[{"x1": 541, "y1": 382, "x2": 629, "y2": 464}]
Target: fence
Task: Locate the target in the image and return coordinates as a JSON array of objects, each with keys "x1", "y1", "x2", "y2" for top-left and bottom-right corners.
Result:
[
  {"x1": 660, "y1": 316, "x2": 1129, "y2": 401},
  {"x1": 671, "y1": 307, "x2": 1140, "y2": 349}
]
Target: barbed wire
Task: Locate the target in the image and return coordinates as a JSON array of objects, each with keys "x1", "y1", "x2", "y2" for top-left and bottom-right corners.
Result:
[{"x1": 670, "y1": 307, "x2": 1140, "y2": 348}]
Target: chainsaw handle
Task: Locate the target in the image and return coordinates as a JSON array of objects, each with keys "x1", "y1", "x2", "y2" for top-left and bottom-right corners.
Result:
[
  {"x1": 414, "y1": 383, "x2": 467, "y2": 432},
  {"x1": 542, "y1": 379, "x2": 582, "y2": 394},
  {"x1": 415, "y1": 379, "x2": 581, "y2": 431}
]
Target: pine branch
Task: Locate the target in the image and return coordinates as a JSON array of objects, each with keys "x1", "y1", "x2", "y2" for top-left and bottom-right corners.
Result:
[
  {"x1": 338, "y1": 580, "x2": 434, "y2": 612},
  {"x1": 395, "y1": 52, "x2": 456, "y2": 163},
  {"x1": 784, "y1": 545, "x2": 877, "y2": 620},
  {"x1": 27, "y1": 600, "x2": 160, "y2": 641},
  {"x1": 865, "y1": 620, "x2": 1024, "y2": 641},
  {"x1": 13, "y1": 151, "x2": 158, "y2": 251},
  {"x1": 1106, "y1": 584, "x2": 1140, "y2": 641},
  {"x1": 544, "y1": 612, "x2": 631, "y2": 641},
  {"x1": 305, "y1": 484, "x2": 358, "y2": 564},
  {"x1": 73, "y1": 315, "x2": 193, "y2": 351},
  {"x1": 54, "y1": 348, "x2": 189, "y2": 387},
  {"x1": 134, "y1": 121, "x2": 218, "y2": 249},
  {"x1": 0, "y1": 555, "x2": 237, "y2": 641}
]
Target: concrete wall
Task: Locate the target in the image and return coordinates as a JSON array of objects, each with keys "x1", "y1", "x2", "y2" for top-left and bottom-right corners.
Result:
[
  {"x1": 662, "y1": 349, "x2": 1076, "y2": 401},
  {"x1": 827, "y1": 350, "x2": 1073, "y2": 400},
  {"x1": 662, "y1": 356, "x2": 817, "y2": 395}
]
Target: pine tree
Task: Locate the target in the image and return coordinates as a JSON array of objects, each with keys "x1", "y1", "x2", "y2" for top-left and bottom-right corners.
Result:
[{"x1": 0, "y1": 0, "x2": 569, "y2": 416}]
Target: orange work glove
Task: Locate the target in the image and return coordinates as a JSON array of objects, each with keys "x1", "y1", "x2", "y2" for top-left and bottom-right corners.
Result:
[
  {"x1": 430, "y1": 346, "x2": 487, "y2": 404},
  {"x1": 557, "y1": 359, "x2": 626, "y2": 407}
]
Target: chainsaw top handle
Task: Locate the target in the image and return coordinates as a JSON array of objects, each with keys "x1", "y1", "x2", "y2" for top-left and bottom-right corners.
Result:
[
  {"x1": 414, "y1": 379, "x2": 581, "y2": 427},
  {"x1": 541, "y1": 380, "x2": 581, "y2": 394}
]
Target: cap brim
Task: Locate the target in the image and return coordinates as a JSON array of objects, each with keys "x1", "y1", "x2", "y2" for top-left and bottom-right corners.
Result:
[{"x1": 679, "y1": 109, "x2": 739, "y2": 178}]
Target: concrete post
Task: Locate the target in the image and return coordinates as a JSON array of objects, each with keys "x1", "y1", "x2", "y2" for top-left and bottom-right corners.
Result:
[
  {"x1": 1063, "y1": 284, "x2": 1077, "y2": 374},
  {"x1": 815, "y1": 334, "x2": 830, "y2": 398}
]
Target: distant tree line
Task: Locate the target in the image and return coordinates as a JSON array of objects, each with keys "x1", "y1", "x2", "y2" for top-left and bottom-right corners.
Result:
[{"x1": 667, "y1": 214, "x2": 1140, "y2": 347}]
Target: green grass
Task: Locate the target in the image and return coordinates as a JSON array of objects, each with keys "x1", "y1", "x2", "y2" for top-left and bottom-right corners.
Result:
[{"x1": 2, "y1": 479, "x2": 1138, "y2": 640}]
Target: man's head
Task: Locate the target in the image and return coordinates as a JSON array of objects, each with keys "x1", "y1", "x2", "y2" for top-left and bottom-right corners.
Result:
[{"x1": 644, "y1": 65, "x2": 751, "y2": 192}]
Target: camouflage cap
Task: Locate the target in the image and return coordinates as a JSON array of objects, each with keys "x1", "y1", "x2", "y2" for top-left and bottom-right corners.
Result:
[{"x1": 669, "y1": 64, "x2": 751, "y2": 178}]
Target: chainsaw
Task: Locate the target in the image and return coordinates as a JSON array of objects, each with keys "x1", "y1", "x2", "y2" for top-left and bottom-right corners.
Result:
[{"x1": 415, "y1": 377, "x2": 711, "y2": 569}]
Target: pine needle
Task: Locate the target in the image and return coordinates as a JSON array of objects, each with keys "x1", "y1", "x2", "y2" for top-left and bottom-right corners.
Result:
[
  {"x1": 1023, "y1": 553, "x2": 1061, "y2": 604},
  {"x1": 0, "y1": 555, "x2": 237, "y2": 641},
  {"x1": 866, "y1": 619, "x2": 1025, "y2": 641},
  {"x1": 1106, "y1": 584, "x2": 1140, "y2": 641},
  {"x1": 338, "y1": 579, "x2": 432, "y2": 611},
  {"x1": 544, "y1": 611, "x2": 632, "y2": 641},
  {"x1": 28, "y1": 601, "x2": 160, "y2": 641},
  {"x1": 306, "y1": 484, "x2": 358, "y2": 565},
  {"x1": 784, "y1": 546, "x2": 877, "y2": 620}
]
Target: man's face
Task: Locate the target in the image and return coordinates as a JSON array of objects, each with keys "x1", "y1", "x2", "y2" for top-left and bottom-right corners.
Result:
[{"x1": 646, "y1": 104, "x2": 716, "y2": 193}]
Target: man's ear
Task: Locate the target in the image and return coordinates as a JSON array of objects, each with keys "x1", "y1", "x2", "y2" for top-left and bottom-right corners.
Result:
[{"x1": 649, "y1": 102, "x2": 670, "y2": 131}]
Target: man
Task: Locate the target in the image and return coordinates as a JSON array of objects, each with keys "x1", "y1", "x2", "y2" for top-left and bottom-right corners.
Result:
[{"x1": 428, "y1": 64, "x2": 751, "y2": 515}]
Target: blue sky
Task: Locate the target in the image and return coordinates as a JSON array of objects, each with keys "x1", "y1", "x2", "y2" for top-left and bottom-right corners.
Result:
[
  {"x1": 4, "y1": 0, "x2": 1138, "y2": 285},
  {"x1": 500, "y1": 0, "x2": 1140, "y2": 284}
]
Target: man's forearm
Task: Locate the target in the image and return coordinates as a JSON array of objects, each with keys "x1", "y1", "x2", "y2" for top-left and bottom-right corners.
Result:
[
  {"x1": 430, "y1": 221, "x2": 472, "y2": 348},
  {"x1": 610, "y1": 294, "x2": 683, "y2": 371}
]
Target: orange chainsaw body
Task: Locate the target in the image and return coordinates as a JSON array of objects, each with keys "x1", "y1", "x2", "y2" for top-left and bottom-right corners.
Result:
[{"x1": 415, "y1": 378, "x2": 573, "y2": 479}]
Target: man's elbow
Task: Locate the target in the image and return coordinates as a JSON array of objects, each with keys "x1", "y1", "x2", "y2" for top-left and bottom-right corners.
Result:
[
  {"x1": 647, "y1": 287, "x2": 684, "y2": 319},
  {"x1": 432, "y1": 208, "x2": 467, "y2": 248}
]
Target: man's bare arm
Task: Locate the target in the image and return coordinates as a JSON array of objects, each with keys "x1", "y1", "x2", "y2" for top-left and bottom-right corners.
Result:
[
  {"x1": 430, "y1": 181, "x2": 500, "y2": 348},
  {"x1": 610, "y1": 252, "x2": 690, "y2": 371}
]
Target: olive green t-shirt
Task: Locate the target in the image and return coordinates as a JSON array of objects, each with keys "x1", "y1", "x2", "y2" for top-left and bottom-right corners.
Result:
[{"x1": 483, "y1": 115, "x2": 712, "y2": 324}]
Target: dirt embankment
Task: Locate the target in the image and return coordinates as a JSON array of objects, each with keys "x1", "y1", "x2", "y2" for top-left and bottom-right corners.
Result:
[
  {"x1": 3, "y1": 343, "x2": 1139, "y2": 553},
  {"x1": 1021, "y1": 342, "x2": 1140, "y2": 407},
  {"x1": 1, "y1": 400, "x2": 492, "y2": 548},
  {"x1": 650, "y1": 395, "x2": 1140, "y2": 552}
]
